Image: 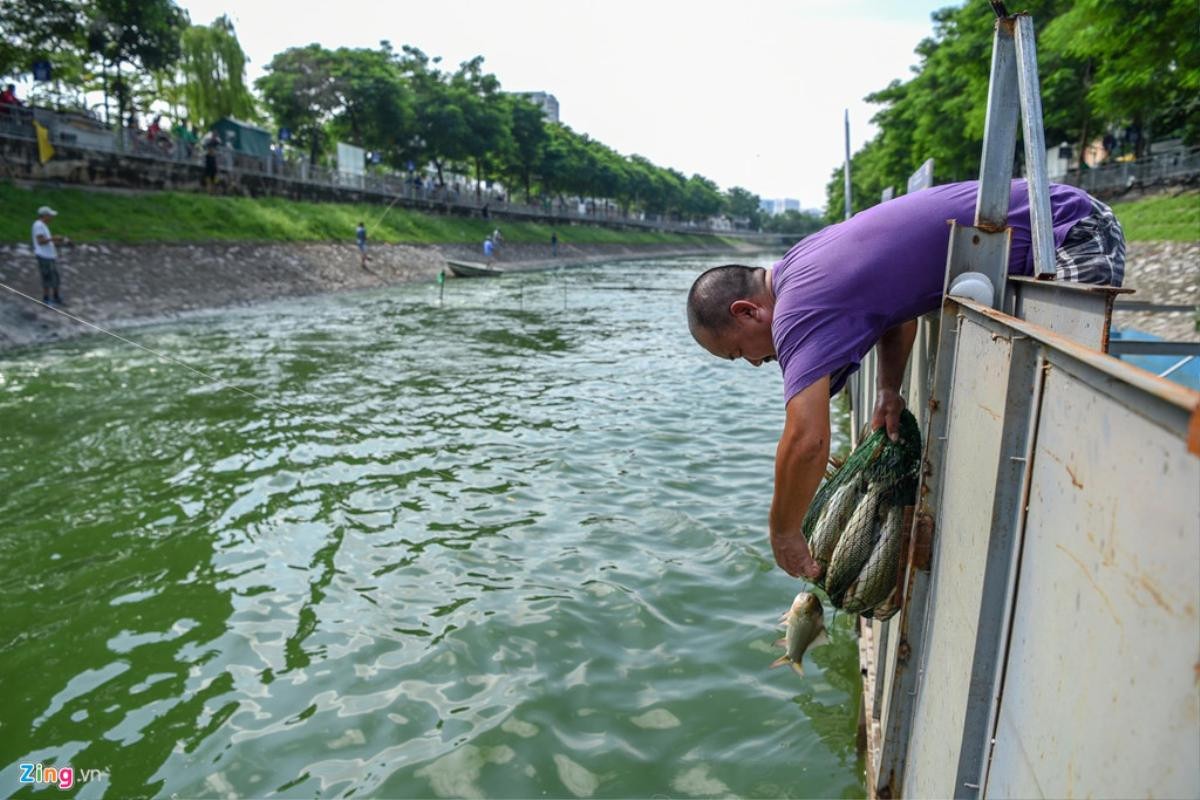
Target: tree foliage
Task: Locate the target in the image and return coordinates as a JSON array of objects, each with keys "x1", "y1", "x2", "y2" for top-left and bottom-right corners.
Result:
[
  {"x1": 1, "y1": 6, "x2": 758, "y2": 224},
  {"x1": 825, "y1": 0, "x2": 1199, "y2": 217},
  {"x1": 176, "y1": 15, "x2": 255, "y2": 127},
  {"x1": 763, "y1": 208, "x2": 825, "y2": 236}
]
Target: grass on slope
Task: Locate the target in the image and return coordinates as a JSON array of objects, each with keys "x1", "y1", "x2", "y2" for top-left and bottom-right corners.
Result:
[
  {"x1": 0, "y1": 182, "x2": 731, "y2": 247},
  {"x1": 1110, "y1": 190, "x2": 1199, "y2": 242}
]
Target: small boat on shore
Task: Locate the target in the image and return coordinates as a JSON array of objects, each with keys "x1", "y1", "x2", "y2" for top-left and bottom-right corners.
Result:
[{"x1": 446, "y1": 259, "x2": 503, "y2": 278}]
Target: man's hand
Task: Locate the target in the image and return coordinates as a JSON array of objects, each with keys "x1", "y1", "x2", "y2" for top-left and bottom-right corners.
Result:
[
  {"x1": 770, "y1": 530, "x2": 822, "y2": 579},
  {"x1": 871, "y1": 388, "x2": 906, "y2": 442},
  {"x1": 769, "y1": 376, "x2": 831, "y2": 581}
]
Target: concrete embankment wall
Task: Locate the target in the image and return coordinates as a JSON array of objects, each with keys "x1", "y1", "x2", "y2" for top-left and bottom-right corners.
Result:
[{"x1": 0, "y1": 239, "x2": 763, "y2": 351}]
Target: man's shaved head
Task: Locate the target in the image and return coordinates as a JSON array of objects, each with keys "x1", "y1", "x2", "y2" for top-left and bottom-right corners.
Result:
[{"x1": 687, "y1": 264, "x2": 766, "y2": 336}]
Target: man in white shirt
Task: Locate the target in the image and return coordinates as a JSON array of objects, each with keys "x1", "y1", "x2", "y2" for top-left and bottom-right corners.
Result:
[{"x1": 31, "y1": 205, "x2": 68, "y2": 306}]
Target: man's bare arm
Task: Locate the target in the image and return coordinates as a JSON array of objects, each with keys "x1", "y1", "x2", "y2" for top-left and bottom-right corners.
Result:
[
  {"x1": 769, "y1": 375, "x2": 831, "y2": 579},
  {"x1": 872, "y1": 319, "x2": 917, "y2": 440}
]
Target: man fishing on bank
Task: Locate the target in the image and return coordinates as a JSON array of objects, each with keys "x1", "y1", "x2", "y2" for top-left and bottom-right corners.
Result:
[{"x1": 686, "y1": 179, "x2": 1124, "y2": 579}]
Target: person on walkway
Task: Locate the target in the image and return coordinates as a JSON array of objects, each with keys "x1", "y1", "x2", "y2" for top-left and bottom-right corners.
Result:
[
  {"x1": 31, "y1": 206, "x2": 69, "y2": 306},
  {"x1": 551, "y1": 230, "x2": 558, "y2": 257},
  {"x1": 1, "y1": 84, "x2": 21, "y2": 106},
  {"x1": 202, "y1": 129, "x2": 219, "y2": 192},
  {"x1": 356, "y1": 222, "x2": 368, "y2": 268},
  {"x1": 174, "y1": 120, "x2": 197, "y2": 158},
  {"x1": 491, "y1": 228, "x2": 503, "y2": 252},
  {"x1": 686, "y1": 179, "x2": 1124, "y2": 579}
]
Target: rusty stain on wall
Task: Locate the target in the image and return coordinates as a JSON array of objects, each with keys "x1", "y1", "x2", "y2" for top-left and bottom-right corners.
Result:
[{"x1": 1055, "y1": 543, "x2": 1123, "y2": 631}]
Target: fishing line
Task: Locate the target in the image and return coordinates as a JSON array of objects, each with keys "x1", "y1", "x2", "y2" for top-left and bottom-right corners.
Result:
[
  {"x1": 369, "y1": 191, "x2": 406, "y2": 232},
  {"x1": 2, "y1": 261, "x2": 590, "y2": 441},
  {"x1": 0, "y1": 280, "x2": 366, "y2": 443}
]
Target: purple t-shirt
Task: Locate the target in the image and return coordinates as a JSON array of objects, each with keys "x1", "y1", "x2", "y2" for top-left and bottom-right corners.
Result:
[{"x1": 772, "y1": 179, "x2": 1093, "y2": 402}]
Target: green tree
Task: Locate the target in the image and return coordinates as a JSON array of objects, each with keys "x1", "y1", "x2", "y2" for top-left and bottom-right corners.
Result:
[
  {"x1": 500, "y1": 94, "x2": 548, "y2": 202},
  {"x1": 0, "y1": 0, "x2": 82, "y2": 77},
  {"x1": 681, "y1": 174, "x2": 722, "y2": 221},
  {"x1": 176, "y1": 15, "x2": 256, "y2": 127},
  {"x1": 327, "y1": 44, "x2": 414, "y2": 167},
  {"x1": 825, "y1": 0, "x2": 1091, "y2": 216},
  {"x1": 85, "y1": 0, "x2": 189, "y2": 122},
  {"x1": 1043, "y1": 0, "x2": 1200, "y2": 154},
  {"x1": 257, "y1": 44, "x2": 338, "y2": 164},
  {"x1": 764, "y1": 208, "x2": 825, "y2": 237},
  {"x1": 396, "y1": 46, "x2": 470, "y2": 186},
  {"x1": 723, "y1": 186, "x2": 764, "y2": 229},
  {"x1": 452, "y1": 56, "x2": 509, "y2": 200}
]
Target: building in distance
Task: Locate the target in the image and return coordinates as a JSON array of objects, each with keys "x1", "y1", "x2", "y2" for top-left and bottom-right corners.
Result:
[
  {"x1": 759, "y1": 198, "x2": 804, "y2": 216},
  {"x1": 515, "y1": 92, "x2": 560, "y2": 123}
]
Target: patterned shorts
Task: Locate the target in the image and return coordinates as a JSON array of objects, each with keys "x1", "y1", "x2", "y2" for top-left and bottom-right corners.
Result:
[{"x1": 1054, "y1": 198, "x2": 1125, "y2": 287}]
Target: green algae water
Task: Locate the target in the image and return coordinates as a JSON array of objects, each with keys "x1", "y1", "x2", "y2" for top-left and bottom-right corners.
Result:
[{"x1": 0, "y1": 256, "x2": 861, "y2": 799}]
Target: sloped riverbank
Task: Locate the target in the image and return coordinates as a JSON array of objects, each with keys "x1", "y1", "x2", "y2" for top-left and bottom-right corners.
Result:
[{"x1": 0, "y1": 239, "x2": 765, "y2": 350}]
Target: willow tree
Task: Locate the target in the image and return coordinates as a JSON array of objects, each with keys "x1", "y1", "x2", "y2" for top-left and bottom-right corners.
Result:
[{"x1": 177, "y1": 15, "x2": 256, "y2": 128}]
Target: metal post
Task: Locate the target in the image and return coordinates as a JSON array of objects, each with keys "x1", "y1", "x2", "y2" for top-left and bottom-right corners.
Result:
[
  {"x1": 1014, "y1": 15, "x2": 1056, "y2": 278},
  {"x1": 874, "y1": 225, "x2": 1009, "y2": 797},
  {"x1": 844, "y1": 109, "x2": 853, "y2": 221},
  {"x1": 952, "y1": 338, "x2": 1042, "y2": 800},
  {"x1": 974, "y1": 19, "x2": 1019, "y2": 231}
]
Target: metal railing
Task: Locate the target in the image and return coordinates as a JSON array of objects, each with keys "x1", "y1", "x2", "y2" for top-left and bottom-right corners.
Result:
[
  {"x1": 852, "y1": 9, "x2": 1200, "y2": 800},
  {"x1": 0, "y1": 104, "x2": 747, "y2": 236},
  {"x1": 1060, "y1": 147, "x2": 1200, "y2": 193}
]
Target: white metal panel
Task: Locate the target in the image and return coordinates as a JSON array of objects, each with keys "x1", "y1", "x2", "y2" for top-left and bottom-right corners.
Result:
[
  {"x1": 905, "y1": 320, "x2": 1014, "y2": 799},
  {"x1": 985, "y1": 367, "x2": 1200, "y2": 800}
]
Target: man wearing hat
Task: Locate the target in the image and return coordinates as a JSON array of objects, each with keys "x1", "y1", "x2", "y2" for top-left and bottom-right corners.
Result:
[{"x1": 32, "y1": 206, "x2": 69, "y2": 306}]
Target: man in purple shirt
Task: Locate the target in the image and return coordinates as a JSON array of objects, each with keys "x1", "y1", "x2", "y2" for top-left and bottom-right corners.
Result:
[{"x1": 687, "y1": 180, "x2": 1124, "y2": 579}]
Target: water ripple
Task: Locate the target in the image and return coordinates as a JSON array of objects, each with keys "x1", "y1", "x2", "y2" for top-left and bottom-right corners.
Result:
[{"x1": 0, "y1": 256, "x2": 861, "y2": 799}]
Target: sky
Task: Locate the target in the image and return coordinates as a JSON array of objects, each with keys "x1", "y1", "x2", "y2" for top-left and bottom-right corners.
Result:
[{"x1": 174, "y1": 0, "x2": 953, "y2": 210}]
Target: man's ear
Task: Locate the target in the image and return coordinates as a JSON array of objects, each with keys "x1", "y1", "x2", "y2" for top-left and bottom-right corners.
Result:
[{"x1": 729, "y1": 299, "x2": 759, "y2": 320}]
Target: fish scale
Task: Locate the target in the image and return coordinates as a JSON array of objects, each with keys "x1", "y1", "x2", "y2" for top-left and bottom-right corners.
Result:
[
  {"x1": 841, "y1": 504, "x2": 905, "y2": 613},
  {"x1": 824, "y1": 483, "x2": 885, "y2": 606},
  {"x1": 809, "y1": 477, "x2": 864, "y2": 576}
]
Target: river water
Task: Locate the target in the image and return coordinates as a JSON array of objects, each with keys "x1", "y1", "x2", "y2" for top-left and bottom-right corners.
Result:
[{"x1": 0, "y1": 255, "x2": 861, "y2": 799}]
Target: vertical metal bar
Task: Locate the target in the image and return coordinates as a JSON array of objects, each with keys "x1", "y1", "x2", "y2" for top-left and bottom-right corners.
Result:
[
  {"x1": 974, "y1": 20, "x2": 1019, "y2": 230},
  {"x1": 877, "y1": 225, "x2": 1010, "y2": 797},
  {"x1": 844, "y1": 109, "x2": 853, "y2": 220},
  {"x1": 951, "y1": 336, "x2": 1040, "y2": 799},
  {"x1": 873, "y1": 618, "x2": 891, "y2": 718},
  {"x1": 1014, "y1": 15, "x2": 1057, "y2": 278},
  {"x1": 979, "y1": 353, "x2": 1047, "y2": 797},
  {"x1": 875, "y1": 306, "x2": 953, "y2": 796}
]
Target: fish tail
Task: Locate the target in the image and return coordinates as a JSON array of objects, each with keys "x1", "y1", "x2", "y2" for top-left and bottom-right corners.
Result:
[
  {"x1": 790, "y1": 661, "x2": 805, "y2": 677},
  {"x1": 769, "y1": 656, "x2": 790, "y2": 670}
]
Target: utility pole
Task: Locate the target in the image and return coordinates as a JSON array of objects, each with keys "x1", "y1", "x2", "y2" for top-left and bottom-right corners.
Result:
[{"x1": 843, "y1": 109, "x2": 853, "y2": 220}]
